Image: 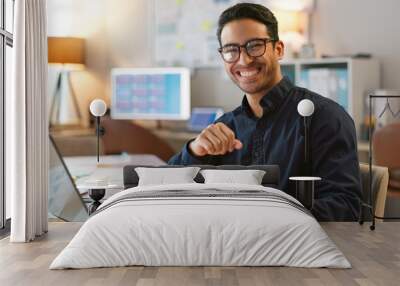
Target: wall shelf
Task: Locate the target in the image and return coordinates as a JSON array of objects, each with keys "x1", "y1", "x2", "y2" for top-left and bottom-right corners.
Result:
[{"x1": 281, "y1": 57, "x2": 380, "y2": 138}]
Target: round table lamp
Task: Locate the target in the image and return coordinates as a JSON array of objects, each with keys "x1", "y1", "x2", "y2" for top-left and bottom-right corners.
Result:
[
  {"x1": 297, "y1": 99, "x2": 314, "y2": 175},
  {"x1": 293, "y1": 99, "x2": 321, "y2": 210},
  {"x1": 89, "y1": 99, "x2": 107, "y2": 163},
  {"x1": 87, "y1": 99, "x2": 107, "y2": 214}
]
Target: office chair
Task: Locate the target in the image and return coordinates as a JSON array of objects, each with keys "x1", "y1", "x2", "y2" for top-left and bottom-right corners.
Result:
[
  {"x1": 100, "y1": 117, "x2": 175, "y2": 162},
  {"x1": 373, "y1": 122, "x2": 400, "y2": 190},
  {"x1": 359, "y1": 163, "x2": 389, "y2": 220}
]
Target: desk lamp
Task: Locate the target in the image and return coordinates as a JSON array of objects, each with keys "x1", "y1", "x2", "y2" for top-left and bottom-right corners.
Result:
[
  {"x1": 298, "y1": 99, "x2": 314, "y2": 174},
  {"x1": 90, "y1": 99, "x2": 107, "y2": 163},
  {"x1": 48, "y1": 37, "x2": 85, "y2": 127},
  {"x1": 290, "y1": 99, "x2": 321, "y2": 210}
]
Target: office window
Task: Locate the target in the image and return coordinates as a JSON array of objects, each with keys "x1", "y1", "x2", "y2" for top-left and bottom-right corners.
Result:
[{"x1": 1, "y1": 0, "x2": 14, "y2": 230}]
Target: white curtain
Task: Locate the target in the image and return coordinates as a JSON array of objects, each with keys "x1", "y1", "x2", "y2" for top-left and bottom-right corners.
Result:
[{"x1": 8, "y1": 0, "x2": 49, "y2": 242}]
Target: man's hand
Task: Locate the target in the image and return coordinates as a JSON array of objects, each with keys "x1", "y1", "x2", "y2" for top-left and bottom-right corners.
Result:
[{"x1": 189, "y1": 122, "x2": 243, "y2": 156}]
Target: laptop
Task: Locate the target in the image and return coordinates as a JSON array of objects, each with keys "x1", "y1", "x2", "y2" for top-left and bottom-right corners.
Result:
[
  {"x1": 186, "y1": 107, "x2": 224, "y2": 132},
  {"x1": 49, "y1": 135, "x2": 89, "y2": 222}
]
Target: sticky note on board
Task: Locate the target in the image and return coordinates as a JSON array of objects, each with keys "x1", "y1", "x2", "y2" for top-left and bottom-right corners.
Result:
[
  {"x1": 176, "y1": 41, "x2": 185, "y2": 50},
  {"x1": 201, "y1": 20, "x2": 213, "y2": 32}
]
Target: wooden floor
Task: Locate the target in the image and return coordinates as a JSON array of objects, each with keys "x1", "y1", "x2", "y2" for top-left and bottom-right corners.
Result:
[{"x1": 1, "y1": 222, "x2": 400, "y2": 286}]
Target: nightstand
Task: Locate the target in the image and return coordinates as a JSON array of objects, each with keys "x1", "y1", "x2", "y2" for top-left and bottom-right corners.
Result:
[
  {"x1": 78, "y1": 179, "x2": 123, "y2": 214},
  {"x1": 289, "y1": 176, "x2": 321, "y2": 210}
]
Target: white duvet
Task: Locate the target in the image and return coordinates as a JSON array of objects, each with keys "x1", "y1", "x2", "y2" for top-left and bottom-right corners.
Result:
[{"x1": 50, "y1": 183, "x2": 351, "y2": 269}]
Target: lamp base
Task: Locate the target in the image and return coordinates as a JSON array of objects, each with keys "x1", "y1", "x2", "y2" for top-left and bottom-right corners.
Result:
[
  {"x1": 88, "y1": 188, "x2": 106, "y2": 215},
  {"x1": 296, "y1": 180, "x2": 315, "y2": 210}
]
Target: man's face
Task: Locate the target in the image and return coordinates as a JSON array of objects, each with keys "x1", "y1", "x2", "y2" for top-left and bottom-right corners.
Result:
[{"x1": 220, "y1": 19, "x2": 284, "y2": 96}]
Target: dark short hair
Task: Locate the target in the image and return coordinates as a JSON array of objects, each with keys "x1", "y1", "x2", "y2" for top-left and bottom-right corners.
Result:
[{"x1": 217, "y1": 3, "x2": 279, "y2": 46}]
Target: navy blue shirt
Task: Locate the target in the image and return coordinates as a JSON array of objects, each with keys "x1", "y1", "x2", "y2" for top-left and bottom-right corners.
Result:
[{"x1": 168, "y1": 77, "x2": 362, "y2": 221}]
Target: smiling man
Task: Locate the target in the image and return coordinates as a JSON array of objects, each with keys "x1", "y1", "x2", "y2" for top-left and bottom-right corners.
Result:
[{"x1": 168, "y1": 3, "x2": 362, "y2": 221}]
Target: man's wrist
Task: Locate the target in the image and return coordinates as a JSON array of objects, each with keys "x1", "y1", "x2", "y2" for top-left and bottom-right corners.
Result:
[{"x1": 187, "y1": 139, "x2": 200, "y2": 157}]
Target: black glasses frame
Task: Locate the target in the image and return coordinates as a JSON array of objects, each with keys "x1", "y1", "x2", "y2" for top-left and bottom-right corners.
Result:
[{"x1": 218, "y1": 38, "x2": 276, "y2": 63}]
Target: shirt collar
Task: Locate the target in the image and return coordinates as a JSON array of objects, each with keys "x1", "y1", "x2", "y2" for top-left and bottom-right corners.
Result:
[{"x1": 241, "y1": 76, "x2": 293, "y2": 118}]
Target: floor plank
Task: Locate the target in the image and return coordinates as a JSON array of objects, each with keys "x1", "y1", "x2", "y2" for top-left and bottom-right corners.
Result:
[{"x1": 0, "y1": 222, "x2": 399, "y2": 286}]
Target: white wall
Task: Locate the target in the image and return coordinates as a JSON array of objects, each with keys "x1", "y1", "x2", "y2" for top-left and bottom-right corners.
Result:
[
  {"x1": 312, "y1": 0, "x2": 400, "y2": 90},
  {"x1": 47, "y1": 0, "x2": 400, "y2": 126},
  {"x1": 48, "y1": 0, "x2": 110, "y2": 126},
  {"x1": 47, "y1": 0, "x2": 242, "y2": 125},
  {"x1": 101, "y1": 0, "x2": 243, "y2": 112}
]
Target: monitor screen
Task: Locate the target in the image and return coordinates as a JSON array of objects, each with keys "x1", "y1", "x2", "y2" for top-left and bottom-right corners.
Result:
[{"x1": 111, "y1": 68, "x2": 191, "y2": 120}]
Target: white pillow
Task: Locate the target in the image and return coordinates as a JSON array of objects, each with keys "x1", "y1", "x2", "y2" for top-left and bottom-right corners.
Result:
[
  {"x1": 200, "y1": 169, "x2": 266, "y2": 185},
  {"x1": 135, "y1": 167, "x2": 201, "y2": 186}
]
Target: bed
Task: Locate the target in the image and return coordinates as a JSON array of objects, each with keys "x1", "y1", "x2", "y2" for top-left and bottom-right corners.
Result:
[{"x1": 50, "y1": 165, "x2": 350, "y2": 269}]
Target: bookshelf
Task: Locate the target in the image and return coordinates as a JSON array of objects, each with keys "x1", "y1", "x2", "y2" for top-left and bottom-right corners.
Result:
[{"x1": 280, "y1": 58, "x2": 380, "y2": 138}]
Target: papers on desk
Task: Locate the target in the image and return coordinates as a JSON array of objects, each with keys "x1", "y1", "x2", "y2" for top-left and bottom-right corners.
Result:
[
  {"x1": 70, "y1": 163, "x2": 125, "y2": 193},
  {"x1": 299, "y1": 68, "x2": 349, "y2": 112},
  {"x1": 64, "y1": 154, "x2": 166, "y2": 195},
  {"x1": 76, "y1": 177, "x2": 124, "y2": 194}
]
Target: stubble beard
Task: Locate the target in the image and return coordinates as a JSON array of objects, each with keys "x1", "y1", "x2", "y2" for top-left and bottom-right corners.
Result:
[{"x1": 230, "y1": 65, "x2": 277, "y2": 96}]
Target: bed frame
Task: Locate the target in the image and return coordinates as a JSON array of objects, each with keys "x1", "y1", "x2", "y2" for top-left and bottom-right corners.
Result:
[{"x1": 123, "y1": 165, "x2": 280, "y2": 189}]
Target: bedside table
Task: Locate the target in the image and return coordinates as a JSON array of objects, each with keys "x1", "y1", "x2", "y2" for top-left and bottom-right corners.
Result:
[
  {"x1": 64, "y1": 154, "x2": 165, "y2": 215},
  {"x1": 77, "y1": 179, "x2": 124, "y2": 214},
  {"x1": 289, "y1": 176, "x2": 321, "y2": 210}
]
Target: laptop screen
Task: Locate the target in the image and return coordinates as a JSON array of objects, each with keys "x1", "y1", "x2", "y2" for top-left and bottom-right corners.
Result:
[
  {"x1": 187, "y1": 107, "x2": 224, "y2": 132},
  {"x1": 49, "y1": 135, "x2": 89, "y2": 222}
]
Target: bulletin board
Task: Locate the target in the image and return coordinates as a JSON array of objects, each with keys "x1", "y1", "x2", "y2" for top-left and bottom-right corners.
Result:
[{"x1": 154, "y1": 0, "x2": 264, "y2": 68}]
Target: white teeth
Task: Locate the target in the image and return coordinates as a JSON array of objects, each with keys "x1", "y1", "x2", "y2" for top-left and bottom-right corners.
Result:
[{"x1": 239, "y1": 70, "x2": 258, "y2": 77}]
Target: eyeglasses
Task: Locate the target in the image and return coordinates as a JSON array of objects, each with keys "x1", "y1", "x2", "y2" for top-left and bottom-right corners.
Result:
[{"x1": 218, "y1": 38, "x2": 276, "y2": 63}]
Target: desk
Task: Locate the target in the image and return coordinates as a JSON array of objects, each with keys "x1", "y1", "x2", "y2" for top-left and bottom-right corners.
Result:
[
  {"x1": 1, "y1": 222, "x2": 399, "y2": 285},
  {"x1": 152, "y1": 129, "x2": 199, "y2": 152},
  {"x1": 64, "y1": 154, "x2": 165, "y2": 199}
]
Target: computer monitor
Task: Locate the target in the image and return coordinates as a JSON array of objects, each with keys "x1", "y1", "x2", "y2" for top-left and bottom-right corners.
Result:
[{"x1": 111, "y1": 67, "x2": 191, "y2": 120}]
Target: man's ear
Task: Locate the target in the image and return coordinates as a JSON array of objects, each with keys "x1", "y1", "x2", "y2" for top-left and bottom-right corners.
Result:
[{"x1": 274, "y1": 40, "x2": 285, "y2": 60}]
